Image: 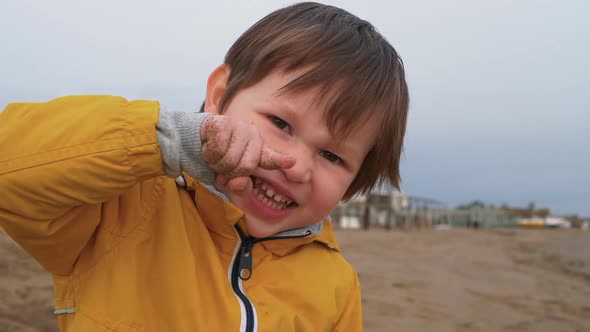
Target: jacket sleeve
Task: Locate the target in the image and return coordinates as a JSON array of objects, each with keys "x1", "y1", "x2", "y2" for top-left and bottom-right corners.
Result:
[
  {"x1": 333, "y1": 269, "x2": 363, "y2": 332},
  {"x1": 0, "y1": 95, "x2": 164, "y2": 275}
]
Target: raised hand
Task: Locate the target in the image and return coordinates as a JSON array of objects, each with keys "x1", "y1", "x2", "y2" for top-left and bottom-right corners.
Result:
[{"x1": 200, "y1": 115, "x2": 296, "y2": 192}]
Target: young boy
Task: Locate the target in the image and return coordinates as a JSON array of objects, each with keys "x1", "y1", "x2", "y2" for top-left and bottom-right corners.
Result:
[{"x1": 0, "y1": 2, "x2": 408, "y2": 331}]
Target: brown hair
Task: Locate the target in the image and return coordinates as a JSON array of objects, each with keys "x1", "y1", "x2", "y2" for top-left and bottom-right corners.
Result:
[{"x1": 208, "y1": 2, "x2": 409, "y2": 200}]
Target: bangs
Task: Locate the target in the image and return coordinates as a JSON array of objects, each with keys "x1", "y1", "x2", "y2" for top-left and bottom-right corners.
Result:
[{"x1": 277, "y1": 45, "x2": 405, "y2": 139}]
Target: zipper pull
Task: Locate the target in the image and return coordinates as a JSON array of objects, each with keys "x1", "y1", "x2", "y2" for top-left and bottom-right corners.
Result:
[{"x1": 238, "y1": 238, "x2": 254, "y2": 281}]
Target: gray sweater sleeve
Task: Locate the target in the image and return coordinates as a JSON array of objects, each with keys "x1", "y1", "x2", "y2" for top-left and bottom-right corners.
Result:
[{"x1": 156, "y1": 110, "x2": 215, "y2": 184}]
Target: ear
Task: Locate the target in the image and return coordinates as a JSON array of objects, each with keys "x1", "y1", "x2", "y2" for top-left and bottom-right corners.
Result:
[{"x1": 204, "y1": 64, "x2": 230, "y2": 115}]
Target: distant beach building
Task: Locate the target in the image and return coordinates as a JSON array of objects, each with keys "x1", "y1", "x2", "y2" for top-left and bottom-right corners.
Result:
[
  {"x1": 332, "y1": 187, "x2": 518, "y2": 230},
  {"x1": 452, "y1": 205, "x2": 517, "y2": 228},
  {"x1": 333, "y1": 190, "x2": 585, "y2": 231},
  {"x1": 332, "y1": 185, "x2": 449, "y2": 230}
]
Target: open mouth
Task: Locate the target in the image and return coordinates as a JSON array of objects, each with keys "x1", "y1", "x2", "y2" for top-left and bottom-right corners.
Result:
[{"x1": 251, "y1": 176, "x2": 298, "y2": 211}]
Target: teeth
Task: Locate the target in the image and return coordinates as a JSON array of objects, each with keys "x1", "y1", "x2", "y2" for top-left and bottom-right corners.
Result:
[
  {"x1": 253, "y1": 178, "x2": 295, "y2": 208},
  {"x1": 256, "y1": 193, "x2": 287, "y2": 210}
]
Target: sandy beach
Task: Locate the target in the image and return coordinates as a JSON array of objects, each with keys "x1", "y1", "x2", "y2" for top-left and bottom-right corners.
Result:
[{"x1": 1, "y1": 228, "x2": 589, "y2": 332}]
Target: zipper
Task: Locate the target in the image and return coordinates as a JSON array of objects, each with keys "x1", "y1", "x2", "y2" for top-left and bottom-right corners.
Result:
[{"x1": 230, "y1": 225, "x2": 312, "y2": 332}]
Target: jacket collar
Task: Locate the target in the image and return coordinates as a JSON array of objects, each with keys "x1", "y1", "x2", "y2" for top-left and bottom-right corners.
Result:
[
  {"x1": 179, "y1": 175, "x2": 340, "y2": 255},
  {"x1": 260, "y1": 221, "x2": 340, "y2": 257}
]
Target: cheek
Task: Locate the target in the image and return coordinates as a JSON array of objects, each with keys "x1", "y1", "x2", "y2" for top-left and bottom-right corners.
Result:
[{"x1": 311, "y1": 168, "x2": 352, "y2": 205}]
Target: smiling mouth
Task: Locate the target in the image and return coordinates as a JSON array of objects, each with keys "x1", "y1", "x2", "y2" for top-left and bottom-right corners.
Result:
[{"x1": 251, "y1": 176, "x2": 298, "y2": 210}]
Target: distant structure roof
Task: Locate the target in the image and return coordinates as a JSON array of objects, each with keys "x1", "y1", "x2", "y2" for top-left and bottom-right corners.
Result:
[{"x1": 369, "y1": 182, "x2": 397, "y2": 195}]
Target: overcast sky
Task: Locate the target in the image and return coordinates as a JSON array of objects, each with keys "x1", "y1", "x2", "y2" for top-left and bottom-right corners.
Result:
[{"x1": 1, "y1": 0, "x2": 588, "y2": 216}]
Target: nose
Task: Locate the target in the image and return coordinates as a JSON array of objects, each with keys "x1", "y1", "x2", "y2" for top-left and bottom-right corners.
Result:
[{"x1": 281, "y1": 147, "x2": 313, "y2": 183}]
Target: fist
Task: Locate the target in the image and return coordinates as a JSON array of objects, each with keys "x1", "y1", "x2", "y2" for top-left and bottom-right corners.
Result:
[{"x1": 200, "y1": 115, "x2": 296, "y2": 192}]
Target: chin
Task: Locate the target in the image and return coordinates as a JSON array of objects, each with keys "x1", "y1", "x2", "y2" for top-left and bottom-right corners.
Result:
[{"x1": 245, "y1": 220, "x2": 281, "y2": 238}]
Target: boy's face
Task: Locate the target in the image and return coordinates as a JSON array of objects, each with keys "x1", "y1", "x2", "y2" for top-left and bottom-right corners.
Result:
[{"x1": 207, "y1": 67, "x2": 379, "y2": 238}]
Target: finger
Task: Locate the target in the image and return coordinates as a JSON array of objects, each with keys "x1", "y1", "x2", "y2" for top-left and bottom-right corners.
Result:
[
  {"x1": 227, "y1": 176, "x2": 253, "y2": 193},
  {"x1": 259, "y1": 147, "x2": 296, "y2": 170},
  {"x1": 210, "y1": 122, "x2": 249, "y2": 174},
  {"x1": 224, "y1": 125, "x2": 262, "y2": 179},
  {"x1": 202, "y1": 116, "x2": 232, "y2": 164},
  {"x1": 215, "y1": 174, "x2": 229, "y2": 188}
]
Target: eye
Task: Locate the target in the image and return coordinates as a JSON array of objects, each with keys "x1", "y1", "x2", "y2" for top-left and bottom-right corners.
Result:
[
  {"x1": 269, "y1": 116, "x2": 290, "y2": 132},
  {"x1": 320, "y1": 150, "x2": 343, "y2": 164}
]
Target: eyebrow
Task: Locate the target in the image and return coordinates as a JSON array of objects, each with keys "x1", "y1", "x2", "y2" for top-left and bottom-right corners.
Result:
[{"x1": 268, "y1": 96, "x2": 298, "y2": 116}]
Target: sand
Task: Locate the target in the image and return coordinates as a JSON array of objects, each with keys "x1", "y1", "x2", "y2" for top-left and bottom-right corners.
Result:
[
  {"x1": 1, "y1": 228, "x2": 589, "y2": 332},
  {"x1": 0, "y1": 233, "x2": 54, "y2": 332}
]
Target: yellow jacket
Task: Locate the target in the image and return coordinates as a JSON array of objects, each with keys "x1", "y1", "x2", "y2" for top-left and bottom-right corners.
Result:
[{"x1": 0, "y1": 96, "x2": 362, "y2": 332}]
